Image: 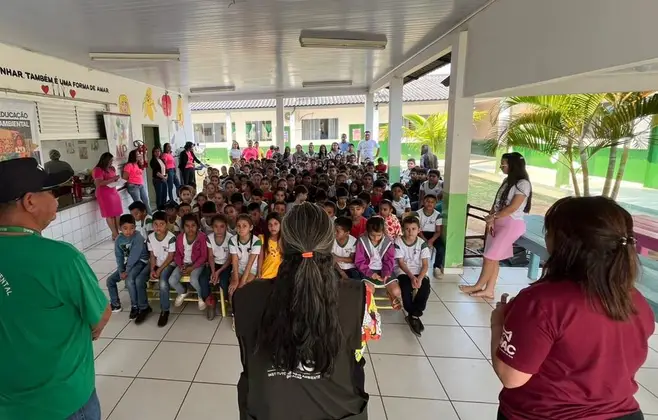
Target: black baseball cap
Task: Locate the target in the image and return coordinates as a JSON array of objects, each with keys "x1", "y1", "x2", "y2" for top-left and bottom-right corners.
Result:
[{"x1": 0, "y1": 158, "x2": 73, "y2": 203}]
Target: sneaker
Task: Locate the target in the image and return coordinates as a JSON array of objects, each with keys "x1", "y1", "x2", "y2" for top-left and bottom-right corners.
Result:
[
  {"x1": 197, "y1": 297, "x2": 207, "y2": 311},
  {"x1": 433, "y1": 268, "x2": 443, "y2": 279},
  {"x1": 129, "y1": 307, "x2": 139, "y2": 320},
  {"x1": 417, "y1": 317, "x2": 425, "y2": 332},
  {"x1": 134, "y1": 306, "x2": 152, "y2": 325},
  {"x1": 174, "y1": 293, "x2": 188, "y2": 307},
  {"x1": 110, "y1": 303, "x2": 122, "y2": 313},
  {"x1": 157, "y1": 311, "x2": 170, "y2": 327},
  {"x1": 406, "y1": 316, "x2": 422, "y2": 337}
]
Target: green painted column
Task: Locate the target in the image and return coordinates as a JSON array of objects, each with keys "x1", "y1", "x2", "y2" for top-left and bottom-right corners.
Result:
[
  {"x1": 645, "y1": 116, "x2": 658, "y2": 189},
  {"x1": 442, "y1": 31, "x2": 474, "y2": 273}
]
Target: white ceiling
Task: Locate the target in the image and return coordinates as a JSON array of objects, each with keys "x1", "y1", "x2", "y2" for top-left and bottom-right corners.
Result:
[{"x1": 0, "y1": 0, "x2": 490, "y2": 96}]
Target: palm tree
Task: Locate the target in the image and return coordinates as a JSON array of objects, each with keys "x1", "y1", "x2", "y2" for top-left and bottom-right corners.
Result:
[
  {"x1": 380, "y1": 112, "x2": 485, "y2": 156},
  {"x1": 488, "y1": 93, "x2": 658, "y2": 199}
]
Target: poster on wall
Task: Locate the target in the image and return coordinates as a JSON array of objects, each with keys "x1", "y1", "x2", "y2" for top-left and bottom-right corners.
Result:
[
  {"x1": 103, "y1": 112, "x2": 133, "y2": 165},
  {"x1": 0, "y1": 99, "x2": 40, "y2": 163},
  {"x1": 352, "y1": 128, "x2": 362, "y2": 141}
]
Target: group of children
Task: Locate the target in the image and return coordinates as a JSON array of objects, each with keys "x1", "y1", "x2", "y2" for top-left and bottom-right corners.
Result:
[{"x1": 106, "y1": 152, "x2": 445, "y2": 336}]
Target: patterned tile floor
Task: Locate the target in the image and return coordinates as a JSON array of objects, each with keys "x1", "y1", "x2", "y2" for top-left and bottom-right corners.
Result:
[{"x1": 86, "y1": 240, "x2": 658, "y2": 420}]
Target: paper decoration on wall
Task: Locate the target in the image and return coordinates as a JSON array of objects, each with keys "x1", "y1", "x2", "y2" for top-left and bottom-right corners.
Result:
[
  {"x1": 118, "y1": 94, "x2": 131, "y2": 115},
  {"x1": 103, "y1": 113, "x2": 133, "y2": 165},
  {"x1": 160, "y1": 92, "x2": 172, "y2": 117},
  {"x1": 143, "y1": 88, "x2": 156, "y2": 121},
  {"x1": 65, "y1": 141, "x2": 75, "y2": 154},
  {"x1": 176, "y1": 95, "x2": 184, "y2": 124},
  {"x1": 78, "y1": 140, "x2": 88, "y2": 160},
  {"x1": 91, "y1": 140, "x2": 99, "y2": 151}
]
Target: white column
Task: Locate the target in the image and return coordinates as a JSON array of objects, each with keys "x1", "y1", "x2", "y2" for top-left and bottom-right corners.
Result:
[
  {"x1": 387, "y1": 77, "x2": 403, "y2": 182},
  {"x1": 225, "y1": 112, "x2": 232, "y2": 143},
  {"x1": 275, "y1": 96, "x2": 285, "y2": 150},
  {"x1": 365, "y1": 92, "x2": 375, "y2": 134},
  {"x1": 443, "y1": 30, "x2": 475, "y2": 274},
  {"x1": 289, "y1": 111, "x2": 296, "y2": 150},
  {"x1": 372, "y1": 104, "x2": 380, "y2": 141}
]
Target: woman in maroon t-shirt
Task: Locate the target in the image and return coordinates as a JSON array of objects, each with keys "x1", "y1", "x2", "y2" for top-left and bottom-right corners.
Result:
[{"x1": 490, "y1": 196, "x2": 655, "y2": 420}]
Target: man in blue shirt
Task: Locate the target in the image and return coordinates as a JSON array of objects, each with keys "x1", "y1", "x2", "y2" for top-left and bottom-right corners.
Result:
[{"x1": 339, "y1": 133, "x2": 349, "y2": 154}]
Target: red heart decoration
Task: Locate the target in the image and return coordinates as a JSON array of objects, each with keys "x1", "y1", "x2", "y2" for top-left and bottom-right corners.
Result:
[
  {"x1": 41, "y1": 85, "x2": 49, "y2": 94},
  {"x1": 69, "y1": 89, "x2": 76, "y2": 98}
]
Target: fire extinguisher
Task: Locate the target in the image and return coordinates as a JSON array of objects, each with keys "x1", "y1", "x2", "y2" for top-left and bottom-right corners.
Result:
[
  {"x1": 133, "y1": 140, "x2": 148, "y2": 169},
  {"x1": 72, "y1": 176, "x2": 83, "y2": 201}
]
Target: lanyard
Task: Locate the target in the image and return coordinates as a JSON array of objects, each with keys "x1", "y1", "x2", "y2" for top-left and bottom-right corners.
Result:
[{"x1": 0, "y1": 226, "x2": 40, "y2": 236}]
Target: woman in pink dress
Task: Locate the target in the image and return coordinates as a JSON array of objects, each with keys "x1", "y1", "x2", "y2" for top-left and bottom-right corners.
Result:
[{"x1": 93, "y1": 152, "x2": 123, "y2": 240}]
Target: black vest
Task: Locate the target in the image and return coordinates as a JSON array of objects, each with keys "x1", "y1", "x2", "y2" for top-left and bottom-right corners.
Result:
[{"x1": 233, "y1": 278, "x2": 368, "y2": 420}]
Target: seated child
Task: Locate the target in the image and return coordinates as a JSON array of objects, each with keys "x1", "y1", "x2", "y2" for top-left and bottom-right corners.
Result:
[
  {"x1": 286, "y1": 185, "x2": 308, "y2": 211},
  {"x1": 357, "y1": 192, "x2": 375, "y2": 218},
  {"x1": 207, "y1": 214, "x2": 234, "y2": 299},
  {"x1": 332, "y1": 217, "x2": 360, "y2": 280},
  {"x1": 164, "y1": 201, "x2": 180, "y2": 233},
  {"x1": 417, "y1": 194, "x2": 444, "y2": 278},
  {"x1": 200, "y1": 201, "x2": 217, "y2": 235},
  {"x1": 230, "y1": 192, "x2": 245, "y2": 214},
  {"x1": 395, "y1": 216, "x2": 432, "y2": 336},
  {"x1": 224, "y1": 204, "x2": 238, "y2": 235},
  {"x1": 258, "y1": 212, "x2": 282, "y2": 280},
  {"x1": 379, "y1": 199, "x2": 401, "y2": 239},
  {"x1": 355, "y1": 216, "x2": 402, "y2": 310},
  {"x1": 335, "y1": 187, "x2": 350, "y2": 217},
  {"x1": 193, "y1": 192, "x2": 208, "y2": 213},
  {"x1": 146, "y1": 211, "x2": 177, "y2": 327},
  {"x1": 247, "y1": 203, "x2": 268, "y2": 236},
  {"x1": 348, "y1": 198, "x2": 368, "y2": 238},
  {"x1": 260, "y1": 178, "x2": 273, "y2": 202},
  {"x1": 168, "y1": 214, "x2": 210, "y2": 311},
  {"x1": 128, "y1": 201, "x2": 152, "y2": 240},
  {"x1": 323, "y1": 201, "x2": 337, "y2": 222},
  {"x1": 251, "y1": 188, "x2": 269, "y2": 214},
  {"x1": 179, "y1": 185, "x2": 194, "y2": 205},
  {"x1": 391, "y1": 183, "x2": 412, "y2": 219},
  {"x1": 271, "y1": 201, "x2": 287, "y2": 216},
  {"x1": 228, "y1": 215, "x2": 262, "y2": 295},
  {"x1": 371, "y1": 180, "x2": 386, "y2": 210},
  {"x1": 106, "y1": 214, "x2": 151, "y2": 322},
  {"x1": 375, "y1": 157, "x2": 388, "y2": 173},
  {"x1": 212, "y1": 192, "x2": 226, "y2": 214}
]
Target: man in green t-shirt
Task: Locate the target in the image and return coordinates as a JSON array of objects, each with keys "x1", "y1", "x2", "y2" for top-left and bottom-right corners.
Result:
[{"x1": 0, "y1": 158, "x2": 111, "y2": 420}]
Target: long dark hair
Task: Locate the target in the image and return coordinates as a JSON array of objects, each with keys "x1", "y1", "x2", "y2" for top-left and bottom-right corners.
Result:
[
  {"x1": 496, "y1": 152, "x2": 532, "y2": 213},
  {"x1": 541, "y1": 196, "x2": 638, "y2": 321},
  {"x1": 262, "y1": 211, "x2": 282, "y2": 256},
  {"x1": 96, "y1": 152, "x2": 114, "y2": 170},
  {"x1": 258, "y1": 203, "x2": 342, "y2": 375},
  {"x1": 127, "y1": 150, "x2": 138, "y2": 164},
  {"x1": 163, "y1": 143, "x2": 172, "y2": 153},
  {"x1": 150, "y1": 146, "x2": 162, "y2": 168},
  {"x1": 318, "y1": 145, "x2": 328, "y2": 159}
]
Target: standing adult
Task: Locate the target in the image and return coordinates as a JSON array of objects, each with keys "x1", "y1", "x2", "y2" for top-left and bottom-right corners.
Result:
[
  {"x1": 357, "y1": 131, "x2": 379, "y2": 163},
  {"x1": 460, "y1": 152, "x2": 531, "y2": 299},
  {"x1": 230, "y1": 141, "x2": 242, "y2": 164},
  {"x1": 281, "y1": 146, "x2": 292, "y2": 164},
  {"x1": 123, "y1": 150, "x2": 151, "y2": 213},
  {"x1": 328, "y1": 142, "x2": 341, "y2": 159},
  {"x1": 93, "y1": 152, "x2": 123, "y2": 240},
  {"x1": 307, "y1": 142, "x2": 317, "y2": 159},
  {"x1": 292, "y1": 144, "x2": 306, "y2": 161},
  {"x1": 254, "y1": 141, "x2": 265, "y2": 160},
  {"x1": 233, "y1": 203, "x2": 371, "y2": 419},
  {"x1": 44, "y1": 149, "x2": 74, "y2": 174},
  {"x1": 162, "y1": 143, "x2": 180, "y2": 202},
  {"x1": 420, "y1": 145, "x2": 438, "y2": 170},
  {"x1": 339, "y1": 133, "x2": 349, "y2": 154},
  {"x1": 149, "y1": 146, "x2": 168, "y2": 210},
  {"x1": 490, "y1": 196, "x2": 654, "y2": 420},
  {"x1": 241, "y1": 140, "x2": 259, "y2": 162},
  {"x1": 0, "y1": 158, "x2": 111, "y2": 420},
  {"x1": 178, "y1": 141, "x2": 202, "y2": 188}
]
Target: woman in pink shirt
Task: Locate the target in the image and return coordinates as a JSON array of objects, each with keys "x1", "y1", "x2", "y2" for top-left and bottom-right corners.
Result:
[
  {"x1": 93, "y1": 152, "x2": 123, "y2": 239},
  {"x1": 162, "y1": 143, "x2": 180, "y2": 202},
  {"x1": 122, "y1": 149, "x2": 151, "y2": 213},
  {"x1": 241, "y1": 140, "x2": 259, "y2": 162}
]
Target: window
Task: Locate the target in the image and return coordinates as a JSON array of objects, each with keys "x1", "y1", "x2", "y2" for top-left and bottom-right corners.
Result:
[
  {"x1": 302, "y1": 118, "x2": 339, "y2": 140},
  {"x1": 193, "y1": 123, "x2": 236, "y2": 143},
  {"x1": 245, "y1": 121, "x2": 272, "y2": 142}
]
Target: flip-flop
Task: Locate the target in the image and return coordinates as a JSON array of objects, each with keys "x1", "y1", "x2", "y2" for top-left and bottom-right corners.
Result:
[{"x1": 469, "y1": 290, "x2": 495, "y2": 300}]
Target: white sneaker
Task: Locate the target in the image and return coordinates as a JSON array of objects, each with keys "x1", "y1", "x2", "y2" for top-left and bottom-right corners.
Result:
[
  {"x1": 174, "y1": 293, "x2": 188, "y2": 307},
  {"x1": 434, "y1": 268, "x2": 443, "y2": 279},
  {"x1": 198, "y1": 297, "x2": 207, "y2": 311}
]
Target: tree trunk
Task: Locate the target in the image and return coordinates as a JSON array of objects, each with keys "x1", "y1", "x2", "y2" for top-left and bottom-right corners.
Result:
[
  {"x1": 611, "y1": 141, "x2": 630, "y2": 200},
  {"x1": 578, "y1": 130, "x2": 590, "y2": 196},
  {"x1": 569, "y1": 160, "x2": 582, "y2": 197},
  {"x1": 601, "y1": 145, "x2": 617, "y2": 197}
]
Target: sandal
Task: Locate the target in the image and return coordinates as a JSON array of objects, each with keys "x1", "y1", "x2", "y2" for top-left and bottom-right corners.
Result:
[
  {"x1": 469, "y1": 290, "x2": 495, "y2": 300},
  {"x1": 458, "y1": 284, "x2": 482, "y2": 294}
]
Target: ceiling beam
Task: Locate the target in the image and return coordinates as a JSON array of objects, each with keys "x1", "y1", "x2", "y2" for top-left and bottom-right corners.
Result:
[
  {"x1": 369, "y1": 0, "x2": 498, "y2": 93},
  {"x1": 189, "y1": 86, "x2": 368, "y2": 103}
]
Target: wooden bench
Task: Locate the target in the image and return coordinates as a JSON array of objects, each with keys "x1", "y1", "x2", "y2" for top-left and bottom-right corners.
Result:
[
  {"x1": 146, "y1": 275, "x2": 230, "y2": 318},
  {"x1": 518, "y1": 214, "x2": 658, "y2": 320}
]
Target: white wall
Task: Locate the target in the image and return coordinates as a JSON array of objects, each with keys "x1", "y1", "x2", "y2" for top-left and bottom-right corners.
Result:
[
  {"x1": 192, "y1": 101, "x2": 450, "y2": 149},
  {"x1": 0, "y1": 42, "x2": 193, "y2": 152},
  {"x1": 464, "y1": 0, "x2": 658, "y2": 97}
]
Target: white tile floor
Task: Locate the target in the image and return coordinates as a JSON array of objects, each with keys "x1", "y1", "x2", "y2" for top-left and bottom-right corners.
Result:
[{"x1": 85, "y1": 242, "x2": 658, "y2": 420}]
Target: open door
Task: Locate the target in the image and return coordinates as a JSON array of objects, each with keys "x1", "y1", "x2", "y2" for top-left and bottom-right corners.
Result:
[{"x1": 142, "y1": 125, "x2": 160, "y2": 210}]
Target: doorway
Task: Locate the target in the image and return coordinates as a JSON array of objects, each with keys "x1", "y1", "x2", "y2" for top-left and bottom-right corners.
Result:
[{"x1": 142, "y1": 125, "x2": 160, "y2": 210}]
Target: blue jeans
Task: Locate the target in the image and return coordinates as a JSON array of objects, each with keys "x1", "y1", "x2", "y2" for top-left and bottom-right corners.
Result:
[
  {"x1": 209, "y1": 264, "x2": 232, "y2": 296},
  {"x1": 153, "y1": 179, "x2": 167, "y2": 210},
  {"x1": 157, "y1": 263, "x2": 177, "y2": 311},
  {"x1": 168, "y1": 265, "x2": 209, "y2": 300},
  {"x1": 107, "y1": 261, "x2": 150, "y2": 310},
  {"x1": 67, "y1": 390, "x2": 100, "y2": 420},
  {"x1": 166, "y1": 168, "x2": 180, "y2": 202},
  {"x1": 126, "y1": 183, "x2": 151, "y2": 213}
]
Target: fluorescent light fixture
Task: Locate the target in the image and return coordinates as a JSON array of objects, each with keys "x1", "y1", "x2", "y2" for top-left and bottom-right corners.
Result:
[
  {"x1": 299, "y1": 30, "x2": 387, "y2": 50},
  {"x1": 189, "y1": 85, "x2": 236, "y2": 94},
  {"x1": 89, "y1": 52, "x2": 180, "y2": 61},
  {"x1": 302, "y1": 80, "x2": 353, "y2": 88}
]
